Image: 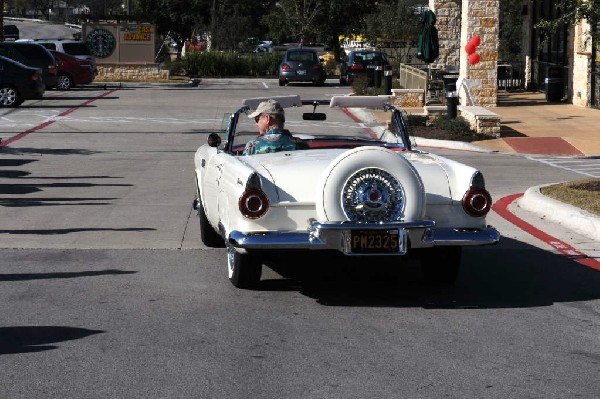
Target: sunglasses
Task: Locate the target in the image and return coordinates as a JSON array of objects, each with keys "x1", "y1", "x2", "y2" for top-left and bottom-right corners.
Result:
[{"x1": 254, "y1": 115, "x2": 261, "y2": 123}]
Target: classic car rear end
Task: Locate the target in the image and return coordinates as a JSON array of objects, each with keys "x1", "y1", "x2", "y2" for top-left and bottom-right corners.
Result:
[{"x1": 194, "y1": 95, "x2": 499, "y2": 288}]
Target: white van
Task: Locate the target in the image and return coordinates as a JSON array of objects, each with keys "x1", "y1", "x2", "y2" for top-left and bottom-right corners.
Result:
[{"x1": 16, "y1": 39, "x2": 96, "y2": 71}]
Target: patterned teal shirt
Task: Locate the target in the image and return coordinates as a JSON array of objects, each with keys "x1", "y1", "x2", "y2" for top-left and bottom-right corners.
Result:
[{"x1": 243, "y1": 128, "x2": 298, "y2": 155}]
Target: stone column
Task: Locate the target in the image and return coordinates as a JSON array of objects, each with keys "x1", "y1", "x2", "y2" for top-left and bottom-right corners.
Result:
[
  {"x1": 459, "y1": 0, "x2": 499, "y2": 106},
  {"x1": 429, "y1": 0, "x2": 462, "y2": 70}
]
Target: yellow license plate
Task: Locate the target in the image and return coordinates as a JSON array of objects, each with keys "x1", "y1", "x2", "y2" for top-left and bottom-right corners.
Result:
[{"x1": 350, "y1": 229, "x2": 401, "y2": 253}]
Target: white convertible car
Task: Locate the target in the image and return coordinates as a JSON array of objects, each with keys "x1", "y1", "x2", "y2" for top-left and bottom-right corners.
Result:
[{"x1": 193, "y1": 95, "x2": 500, "y2": 288}]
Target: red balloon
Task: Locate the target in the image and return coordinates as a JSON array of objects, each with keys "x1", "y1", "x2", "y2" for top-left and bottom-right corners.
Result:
[
  {"x1": 469, "y1": 35, "x2": 481, "y2": 47},
  {"x1": 465, "y1": 43, "x2": 476, "y2": 54},
  {"x1": 469, "y1": 52, "x2": 481, "y2": 65}
]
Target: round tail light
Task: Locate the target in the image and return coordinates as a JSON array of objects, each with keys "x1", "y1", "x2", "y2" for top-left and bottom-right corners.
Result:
[
  {"x1": 239, "y1": 189, "x2": 269, "y2": 219},
  {"x1": 463, "y1": 188, "x2": 492, "y2": 217}
]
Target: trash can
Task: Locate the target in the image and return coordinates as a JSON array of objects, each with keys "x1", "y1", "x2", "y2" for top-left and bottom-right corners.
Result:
[
  {"x1": 545, "y1": 66, "x2": 564, "y2": 102},
  {"x1": 446, "y1": 83, "x2": 458, "y2": 120}
]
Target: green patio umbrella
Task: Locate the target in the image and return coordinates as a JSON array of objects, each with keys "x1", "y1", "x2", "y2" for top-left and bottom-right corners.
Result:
[{"x1": 416, "y1": 10, "x2": 439, "y2": 64}]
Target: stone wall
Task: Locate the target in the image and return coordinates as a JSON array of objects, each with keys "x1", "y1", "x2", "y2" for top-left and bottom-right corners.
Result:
[
  {"x1": 430, "y1": 0, "x2": 462, "y2": 70},
  {"x1": 97, "y1": 64, "x2": 170, "y2": 81},
  {"x1": 459, "y1": 0, "x2": 500, "y2": 107},
  {"x1": 459, "y1": 106, "x2": 501, "y2": 136},
  {"x1": 391, "y1": 89, "x2": 425, "y2": 107}
]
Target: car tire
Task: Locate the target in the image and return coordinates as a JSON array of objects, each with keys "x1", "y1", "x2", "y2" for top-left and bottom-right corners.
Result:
[
  {"x1": 196, "y1": 198, "x2": 225, "y2": 248},
  {"x1": 316, "y1": 147, "x2": 425, "y2": 223},
  {"x1": 56, "y1": 73, "x2": 73, "y2": 90},
  {"x1": 279, "y1": 79, "x2": 286, "y2": 86},
  {"x1": 0, "y1": 85, "x2": 21, "y2": 107},
  {"x1": 420, "y1": 247, "x2": 461, "y2": 285},
  {"x1": 227, "y1": 247, "x2": 262, "y2": 289}
]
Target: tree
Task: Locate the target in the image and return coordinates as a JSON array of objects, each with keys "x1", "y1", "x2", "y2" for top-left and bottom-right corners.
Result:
[
  {"x1": 361, "y1": 0, "x2": 422, "y2": 63},
  {"x1": 535, "y1": 0, "x2": 599, "y2": 46},
  {"x1": 313, "y1": 0, "x2": 375, "y2": 59},
  {"x1": 204, "y1": 0, "x2": 275, "y2": 50},
  {"x1": 499, "y1": 0, "x2": 525, "y2": 62},
  {"x1": 133, "y1": 0, "x2": 211, "y2": 54},
  {"x1": 263, "y1": 0, "x2": 322, "y2": 45},
  {"x1": 263, "y1": 0, "x2": 374, "y2": 59}
]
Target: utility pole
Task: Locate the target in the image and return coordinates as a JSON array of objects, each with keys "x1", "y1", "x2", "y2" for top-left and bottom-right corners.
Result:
[
  {"x1": 210, "y1": 0, "x2": 216, "y2": 50},
  {"x1": 0, "y1": 0, "x2": 5, "y2": 42}
]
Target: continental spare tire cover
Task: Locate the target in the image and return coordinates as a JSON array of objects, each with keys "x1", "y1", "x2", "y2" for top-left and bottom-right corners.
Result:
[{"x1": 316, "y1": 147, "x2": 425, "y2": 222}]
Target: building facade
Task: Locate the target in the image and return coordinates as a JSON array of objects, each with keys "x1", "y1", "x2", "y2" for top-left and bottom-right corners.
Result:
[{"x1": 430, "y1": 0, "x2": 599, "y2": 108}]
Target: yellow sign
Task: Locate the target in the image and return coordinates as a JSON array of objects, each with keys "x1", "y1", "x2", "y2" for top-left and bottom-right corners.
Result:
[{"x1": 124, "y1": 33, "x2": 151, "y2": 41}]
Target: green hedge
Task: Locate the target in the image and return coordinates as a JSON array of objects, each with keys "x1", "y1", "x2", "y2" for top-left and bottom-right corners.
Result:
[{"x1": 179, "y1": 51, "x2": 281, "y2": 77}]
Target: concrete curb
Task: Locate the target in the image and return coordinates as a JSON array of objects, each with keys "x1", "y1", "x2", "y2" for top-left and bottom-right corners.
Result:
[
  {"x1": 414, "y1": 137, "x2": 497, "y2": 153},
  {"x1": 518, "y1": 184, "x2": 600, "y2": 241}
]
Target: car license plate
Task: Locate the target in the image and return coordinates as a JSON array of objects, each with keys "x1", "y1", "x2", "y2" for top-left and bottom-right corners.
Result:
[
  {"x1": 350, "y1": 229, "x2": 403, "y2": 254},
  {"x1": 367, "y1": 65, "x2": 377, "y2": 69},
  {"x1": 297, "y1": 70, "x2": 306, "y2": 75}
]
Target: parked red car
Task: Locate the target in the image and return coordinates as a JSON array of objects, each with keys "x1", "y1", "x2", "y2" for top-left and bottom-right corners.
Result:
[{"x1": 51, "y1": 50, "x2": 96, "y2": 90}]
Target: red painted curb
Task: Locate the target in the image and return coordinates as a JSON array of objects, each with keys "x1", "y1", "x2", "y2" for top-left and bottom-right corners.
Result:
[
  {"x1": 0, "y1": 89, "x2": 118, "y2": 148},
  {"x1": 493, "y1": 193, "x2": 600, "y2": 271}
]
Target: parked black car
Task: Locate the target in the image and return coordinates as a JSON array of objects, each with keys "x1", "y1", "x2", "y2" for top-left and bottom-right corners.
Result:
[
  {"x1": 3, "y1": 24, "x2": 19, "y2": 41},
  {"x1": 278, "y1": 48, "x2": 326, "y2": 86},
  {"x1": 0, "y1": 42, "x2": 57, "y2": 88},
  {"x1": 339, "y1": 50, "x2": 390, "y2": 86},
  {"x1": 0, "y1": 55, "x2": 45, "y2": 107}
]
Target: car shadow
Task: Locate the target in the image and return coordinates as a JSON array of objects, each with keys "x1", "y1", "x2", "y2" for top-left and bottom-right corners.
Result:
[
  {"x1": 258, "y1": 237, "x2": 600, "y2": 309},
  {"x1": 0, "y1": 269, "x2": 137, "y2": 282},
  {"x1": 0, "y1": 326, "x2": 104, "y2": 355}
]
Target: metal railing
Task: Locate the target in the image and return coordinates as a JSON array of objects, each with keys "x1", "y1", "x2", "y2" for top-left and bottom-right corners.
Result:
[
  {"x1": 398, "y1": 63, "x2": 427, "y2": 90},
  {"x1": 497, "y1": 61, "x2": 524, "y2": 91}
]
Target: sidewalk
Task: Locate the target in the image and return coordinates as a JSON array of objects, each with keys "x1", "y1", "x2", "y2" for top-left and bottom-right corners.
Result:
[{"x1": 472, "y1": 91, "x2": 600, "y2": 156}]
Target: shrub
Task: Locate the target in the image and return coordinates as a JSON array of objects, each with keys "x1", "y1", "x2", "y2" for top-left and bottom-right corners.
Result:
[
  {"x1": 179, "y1": 51, "x2": 280, "y2": 77},
  {"x1": 430, "y1": 115, "x2": 474, "y2": 134},
  {"x1": 352, "y1": 77, "x2": 402, "y2": 96},
  {"x1": 406, "y1": 114, "x2": 428, "y2": 127}
]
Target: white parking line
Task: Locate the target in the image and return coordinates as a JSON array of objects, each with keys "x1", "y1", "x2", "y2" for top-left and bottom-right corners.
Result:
[{"x1": 526, "y1": 155, "x2": 600, "y2": 178}]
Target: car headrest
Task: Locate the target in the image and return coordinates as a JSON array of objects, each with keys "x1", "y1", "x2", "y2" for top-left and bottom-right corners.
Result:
[
  {"x1": 329, "y1": 95, "x2": 389, "y2": 109},
  {"x1": 242, "y1": 95, "x2": 302, "y2": 110}
]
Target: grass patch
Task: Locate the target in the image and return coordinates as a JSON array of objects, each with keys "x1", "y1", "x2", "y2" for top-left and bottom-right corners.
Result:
[{"x1": 540, "y1": 178, "x2": 600, "y2": 216}]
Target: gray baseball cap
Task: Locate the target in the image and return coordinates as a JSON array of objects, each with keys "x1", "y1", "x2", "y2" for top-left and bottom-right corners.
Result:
[{"x1": 248, "y1": 99, "x2": 284, "y2": 118}]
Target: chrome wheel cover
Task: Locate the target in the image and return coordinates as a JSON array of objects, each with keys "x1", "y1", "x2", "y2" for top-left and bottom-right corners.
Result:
[
  {"x1": 342, "y1": 168, "x2": 405, "y2": 222},
  {"x1": 0, "y1": 87, "x2": 17, "y2": 106},
  {"x1": 57, "y1": 75, "x2": 71, "y2": 90}
]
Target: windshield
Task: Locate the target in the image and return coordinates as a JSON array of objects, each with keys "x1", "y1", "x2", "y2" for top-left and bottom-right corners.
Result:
[{"x1": 229, "y1": 98, "x2": 415, "y2": 154}]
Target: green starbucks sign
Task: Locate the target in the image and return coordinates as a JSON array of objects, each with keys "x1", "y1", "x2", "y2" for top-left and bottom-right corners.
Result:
[{"x1": 86, "y1": 28, "x2": 116, "y2": 58}]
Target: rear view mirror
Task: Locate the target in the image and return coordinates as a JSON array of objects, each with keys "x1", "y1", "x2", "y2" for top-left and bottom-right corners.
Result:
[{"x1": 303, "y1": 113, "x2": 326, "y2": 121}]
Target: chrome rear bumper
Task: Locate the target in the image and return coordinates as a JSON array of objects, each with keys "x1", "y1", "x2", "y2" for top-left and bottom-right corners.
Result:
[{"x1": 227, "y1": 220, "x2": 500, "y2": 255}]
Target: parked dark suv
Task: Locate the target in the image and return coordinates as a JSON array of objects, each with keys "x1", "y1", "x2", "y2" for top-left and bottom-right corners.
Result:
[
  {"x1": 0, "y1": 42, "x2": 57, "y2": 88},
  {"x1": 339, "y1": 50, "x2": 390, "y2": 86},
  {"x1": 3, "y1": 25, "x2": 20, "y2": 41},
  {"x1": 0, "y1": 55, "x2": 45, "y2": 107}
]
